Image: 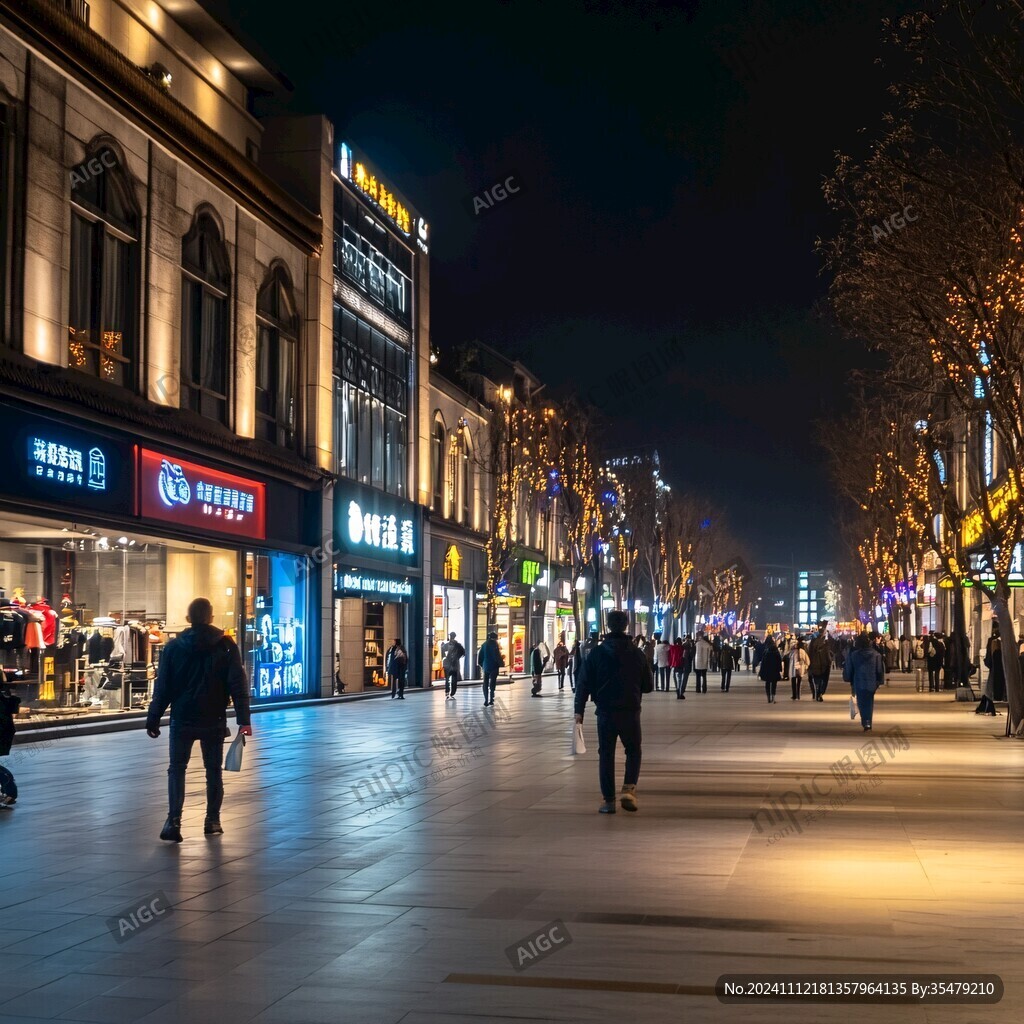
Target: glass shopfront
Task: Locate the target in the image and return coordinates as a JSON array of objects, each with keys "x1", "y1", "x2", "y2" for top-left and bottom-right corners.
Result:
[
  {"x1": 332, "y1": 481, "x2": 422, "y2": 693},
  {"x1": 0, "y1": 406, "x2": 318, "y2": 715}
]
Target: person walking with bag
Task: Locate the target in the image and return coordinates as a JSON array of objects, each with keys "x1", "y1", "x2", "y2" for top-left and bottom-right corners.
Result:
[
  {"x1": 146, "y1": 598, "x2": 251, "y2": 842},
  {"x1": 574, "y1": 609, "x2": 654, "y2": 814},
  {"x1": 441, "y1": 632, "x2": 465, "y2": 700},
  {"x1": 790, "y1": 638, "x2": 809, "y2": 700},
  {"x1": 669, "y1": 637, "x2": 684, "y2": 696},
  {"x1": 758, "y1": 636, "x2": 783, "y2": 703},
  {"x1": 677, "y1": 636, "x2": 694, "y2": 698},
  {"x1": 843, "y1": 631, "x2": 884, "y2": 731},
  {"x1": 720, "y1": 640, "x2": 738, "y2": 692}
]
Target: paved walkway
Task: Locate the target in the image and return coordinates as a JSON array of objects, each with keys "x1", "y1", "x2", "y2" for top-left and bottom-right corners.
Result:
[{"x1": 0, "y1": 670, "x2": 1022, "y2": 1023}]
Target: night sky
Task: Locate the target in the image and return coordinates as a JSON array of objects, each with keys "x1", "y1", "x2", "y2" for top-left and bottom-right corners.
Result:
[{"x1": 216, "y1": 0, "x2": 912, "y2": 567}]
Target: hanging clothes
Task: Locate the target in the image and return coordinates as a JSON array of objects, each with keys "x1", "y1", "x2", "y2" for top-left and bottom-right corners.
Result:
[
  {"x1": 30, "y1": 601, "x2": 60, "y2": 647},
  {"x1": 23, "y1": 612, "x2": 45, "y2": 650}
]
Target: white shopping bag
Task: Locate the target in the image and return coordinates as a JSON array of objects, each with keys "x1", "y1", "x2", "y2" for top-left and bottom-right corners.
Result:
[
  {"x1": 572, "y1": 722, "x2": 587, "y2": 755},
  {"x1": 224, "y1": 732, "x2": 246, "y2": 772},
  {"x1": 849, "y1": 696, "x2": 858, "y2": 720}
]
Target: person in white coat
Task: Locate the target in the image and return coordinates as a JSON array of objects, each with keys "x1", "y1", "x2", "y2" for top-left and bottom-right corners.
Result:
[
  {"x1": 654, "y1": 635, "x2": 672, "y2": 691},
  {"x1": 693, "y1": 633, "x2": 713, "y2": 694},
  {"x1": 789, "y1": 638, "x2": 810, "y2": 700}
]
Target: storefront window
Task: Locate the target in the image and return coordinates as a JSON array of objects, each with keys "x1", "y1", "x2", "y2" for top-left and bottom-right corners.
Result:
[{"x1": 244, "y1": 551, "x2": 309, "y2": 701}]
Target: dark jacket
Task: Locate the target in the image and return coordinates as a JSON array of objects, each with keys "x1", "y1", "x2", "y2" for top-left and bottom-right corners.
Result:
[
  {"x1": 574, "y1": 632, "x2": 654, "y2": 717},
  {"x1": 146, "y1": 624, "x2": 250, "y2": 730},
  {"x1": 808, "y1": 634, "x2": 832, "y2": 676},
  {"x1": 984, "y1": 637, "x2": 1007, "y2": 701},
  {"x1": 758, "y1": 645, "x2": 784, "y2": 683},
  {"x1": 530, "y1": 645, "x2": 547, "y2": 675},
  {"x1": 388, "y1": 645, "x2": 408, "y2": 677},
  {"x1": 720, "y1": 645, "x2": 739, "y2": 672},
  {"x1": 478, "y1": 638, "x2": 503, "y2": 674},
  {"x1": 843, "y1": 646, "x2": 885, "y2": 691}
]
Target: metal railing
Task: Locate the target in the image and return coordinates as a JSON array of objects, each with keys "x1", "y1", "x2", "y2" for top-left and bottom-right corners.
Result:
[{"x1": 58, "y1": 0, "x2": 90, "y2": 26}]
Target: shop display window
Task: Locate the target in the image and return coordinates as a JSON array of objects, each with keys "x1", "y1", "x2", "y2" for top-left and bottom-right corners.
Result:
[{"x1": 245, "y1": 551, "x2": 309, "y2": 701}]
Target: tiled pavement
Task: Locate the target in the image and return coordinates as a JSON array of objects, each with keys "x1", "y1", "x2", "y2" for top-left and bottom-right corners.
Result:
[{"x1": 1, "y1": 672, "x2": 1023, "y2": 1023}]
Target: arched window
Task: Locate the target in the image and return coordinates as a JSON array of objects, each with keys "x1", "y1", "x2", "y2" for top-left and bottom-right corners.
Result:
[
  {"x1": 68, "y1": 144, "x2": 139, "y2": 386},
  {"x1": 181, "y1": 211, "x2": 230, "y2": 423},
  {"x1": 432, "y1": 414, "x2": 446, "y2": 512},
  {"x1": 461, "y1": 427, "x2": 472, "y2": 526},
  {"x1": 256, "y1": 265, "x2": 300, "y2": 447}
]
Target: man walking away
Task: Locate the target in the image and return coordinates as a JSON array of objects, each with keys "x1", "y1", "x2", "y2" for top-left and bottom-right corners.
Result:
[
  {"x1": 927, "y1": 633, "x2": 945, "y2": 692},
  {"x1": 574, "y1": 609, "x2": 654, "y2": 814},
  {"x1": 899, "y1": 634, "x2": 912, "y2": 674},
  {"x1": 553, "y1": 636, "x2": 570, "y2": 690},
  {"x1": 146, "y1": 598, "x2": 251, "y2": 842},
  {"x1": 808, "y1": 621, "x2": 832, "y2": 701},
  {"x1": 720, "y1": 640, "x2": 738, "y2": 692},
  {"x1": 693, "y1": 632, "x2": 713, "y2": 694},
  {"x1": 669, "y1": 637, "x2": 684, "y2": 696},
  {"x1": 441, "y1": 632, "x2": 465, "y2": 700},
  {"x1": 389, "y1": 640, "x2": 408, "y2": 699},
  {"x1": 654, "y1": 634, "x2": 671, "y2": 691},
  {"x1": 844, "y1": 631, "x2": 884, "y2": 731},
  {"x1": 477, "y1": 631, "x2": 502, "y2": 707},
  {"x1": 977, "y1": 623, "x2": 1005, "y2": 716}
]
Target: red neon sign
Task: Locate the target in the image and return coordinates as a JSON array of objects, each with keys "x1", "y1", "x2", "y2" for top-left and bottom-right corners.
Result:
[{"x1": 138, "y1": 448, "x2": 266, "y2": 540}]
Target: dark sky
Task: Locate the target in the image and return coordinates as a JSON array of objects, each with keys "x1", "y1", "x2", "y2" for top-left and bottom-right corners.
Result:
[{"x1": 217, "y1": 0, "x2": 911, "y2": 567}]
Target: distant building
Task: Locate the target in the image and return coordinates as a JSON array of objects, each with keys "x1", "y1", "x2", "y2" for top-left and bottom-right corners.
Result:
[{"x1": 750, "y1": 564, "x2": 795, "y2": 629}]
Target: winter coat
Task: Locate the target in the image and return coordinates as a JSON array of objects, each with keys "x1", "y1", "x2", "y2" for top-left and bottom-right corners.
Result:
[
  {"x1": 574, "y1": 632, "x2": 654, "y2": 716},
  {"x1": 477, "y1": 638, "x2": 503, "y2": 674},
  {"x1": 693, "y1": 637, "x2": 713, "y2": 671},
  {"x1": 553, "y1": 643, "x2": 570, "y2": 670},
  {"x1": 719, "y1": 645, "x2": 739, "y2": 672},
  {"x1": 843, "y1": 646, "x2": 885, "y2": 691},
  {"x1": 441, "y1": 639, "x2": 465, "y2": 674},
  {"x1": 808, "y1": 634, "x2": 832, "y2": 676},
  {"x1": 654, "y1": 641, "x2": 672, "y2": 668},
  {"x1": 146, "y1": 624, "x2": 250, "y2": 730},
  {"x1": 790, "y1": 647, "x2": 810, "y2": 678},
  {"x1": 668, "y1": 642, "x2": 684, "y2": 669},
  {"x1": 758, "y1": 646, "x2": 784, "y2": 684},
  {"x1": 984, "y1": 637, "x2": 1007, "y2": 702},
  {"x1": 927, "y1": 638, "x2": 945, "y2": 668}
]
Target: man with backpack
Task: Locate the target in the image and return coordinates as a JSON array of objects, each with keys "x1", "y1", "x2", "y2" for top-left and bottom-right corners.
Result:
[
  {"x1": 574, "y1": 609, "x2": 654, "y2": 814},
  {"x1": 808, "y1": 620, "x2": 833, "y2": 702},
  {"x1": 146, "y1": 597, "x2": 251, "y2": 842}
]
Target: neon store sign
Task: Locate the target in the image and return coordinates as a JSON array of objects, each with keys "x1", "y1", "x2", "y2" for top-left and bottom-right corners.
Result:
[
  {"x1": 138, "y1": 449, "x2": 266, "y2": 539},
  {"x1": 346, "y1": 500, "x2": 415, "y2": 557},
  {"x1": 338, "y1": 142, "x2": 423, "y2": 242},
  {"x1": 30, "y1": 437, "x2": 107, "y2": 491},
  {"x1": 335, "y1": 571, "x2": 413, "y2": 598}
]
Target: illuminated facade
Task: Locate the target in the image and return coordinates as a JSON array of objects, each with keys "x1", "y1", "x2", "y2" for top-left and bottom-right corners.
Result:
[{"x1": 0, "y1": 0, "x2": 334, "y2": 708}]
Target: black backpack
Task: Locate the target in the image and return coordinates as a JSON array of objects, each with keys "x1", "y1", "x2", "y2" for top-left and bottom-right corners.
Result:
[{"x1": 0, "y1": 765, "x2": 17, "y2": 806}]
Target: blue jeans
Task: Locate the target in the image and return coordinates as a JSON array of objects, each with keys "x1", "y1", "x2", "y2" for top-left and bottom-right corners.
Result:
[
  {"x1": 854, "y1": 687, "x2": 876, "y2": 727},
  {"x1": 596, "y1": 708, "x2": 642, "y2": 802},
  {"x1": 168, "y1": 724, "x2": 225, "y2": 819}
]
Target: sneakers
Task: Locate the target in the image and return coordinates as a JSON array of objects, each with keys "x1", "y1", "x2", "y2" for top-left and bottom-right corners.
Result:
[
  {"x1": 620, "y1": 786, "x2": 638, "y2": 812},
  {"x1": 160, "y1": 816, "x2": 183, "y2": 843},
  {"x1": 204, "y1": 819, "x2": 224, "y2": 835},
  {"x1": 598, "y1": 801, "x2": 616, "y2": 814}
]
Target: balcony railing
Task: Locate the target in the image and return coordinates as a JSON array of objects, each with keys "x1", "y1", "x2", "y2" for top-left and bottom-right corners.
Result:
[{"x1": 57, "y1": 0, "x2": 90, "y2": 26}]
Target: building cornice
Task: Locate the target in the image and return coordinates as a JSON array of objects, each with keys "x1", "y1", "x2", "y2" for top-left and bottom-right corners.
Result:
[{"x1": 2, "y1": 0, "x2": 323, "y2": 255}]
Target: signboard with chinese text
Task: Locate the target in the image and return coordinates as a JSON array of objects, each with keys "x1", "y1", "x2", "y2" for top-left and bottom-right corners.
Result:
[
  {"x1": 333, "y1": 482, "x2": 420, "y2": 568},
  {"x1": 138, "y1": 449, "x2": 266, "y2": 540},
  {"x1": 334, "y1": 570, "x2": 414, "y2": 600},
  {"x1": 338, "y1": 142, "x2": 419, "y2": 240},
  {"x1": 0, "y1": 406, "x2": 133, "y2": 514}
]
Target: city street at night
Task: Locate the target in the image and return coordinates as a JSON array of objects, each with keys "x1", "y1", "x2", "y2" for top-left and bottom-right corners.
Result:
[{"x1": 0, "y1": 677, "x2": 1021, "y2": 1023}]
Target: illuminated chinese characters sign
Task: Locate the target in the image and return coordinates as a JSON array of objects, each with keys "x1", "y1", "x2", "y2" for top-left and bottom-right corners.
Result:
[
  {"x1": 338, "y1": 142, "x2": 417, "y2": 237},
  {"x1": 0, "y1": 407, "x2": 132, "y2": 514},
  {"x1": 333, "y1": 483, "x2": 420, "y2": 568},
  {"x1": 30, "y1": 437, "x2": 107, "y2": 491},
  {"x1": 138, "y1": 449, "x2": 266, "y2": 540},
  {"x1": 961, "y1": 476, "x2": 1019, "y2": 548},
  {"x1": 521, "y1": 559, "x2": 541, "y2": 585}
]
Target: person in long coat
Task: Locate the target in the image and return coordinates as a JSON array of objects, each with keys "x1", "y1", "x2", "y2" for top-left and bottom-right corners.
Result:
[{"x1": 758, "y1": 637, "x2": 784, "y2": 704}]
